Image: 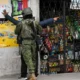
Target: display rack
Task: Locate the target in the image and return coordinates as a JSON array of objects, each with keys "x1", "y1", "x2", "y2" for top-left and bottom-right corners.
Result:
[
  {"x1": 40, "y1": 0, "x2": 80, "y2": 74},
  {"x1": 40, "y1": 0, "x2": 66, "y2": 74}
]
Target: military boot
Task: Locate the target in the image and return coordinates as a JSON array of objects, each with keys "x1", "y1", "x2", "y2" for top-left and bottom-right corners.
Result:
[{"x1": 28, "y1": 73, "x2": 36, "y2": 80}]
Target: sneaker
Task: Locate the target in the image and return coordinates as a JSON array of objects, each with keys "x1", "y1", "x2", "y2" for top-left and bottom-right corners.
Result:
[
  {"x1": 18, "y1": 76, "x2": 27, "y2": 80},
  {"x1": 24, "y1": 77, "x2": 28, "y2": 80}
]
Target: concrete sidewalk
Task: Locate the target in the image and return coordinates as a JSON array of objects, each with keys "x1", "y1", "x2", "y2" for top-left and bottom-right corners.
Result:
[
  {"x1": 0, "y1": 74, "x2": 20, "y2": 80},
  {"x1": 0, "y1": 73, "x2": 80, "y2": 80},
  {"x1": 38, "y1": 73, "x2": 80, "y2": 80}
]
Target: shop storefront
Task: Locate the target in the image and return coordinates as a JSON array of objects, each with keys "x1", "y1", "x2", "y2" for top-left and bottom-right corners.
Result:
[
  {"x1": 40, "y1": 0, "x2": 80, "y2": 74},
  {"x1": 0, "y1": 0, "x2": 80, "y2": 77}
]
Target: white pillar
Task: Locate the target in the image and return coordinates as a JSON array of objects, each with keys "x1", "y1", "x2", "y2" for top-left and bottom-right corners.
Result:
[{"x1": 30, "y1": 0, "x2": 40, "y2": 22}]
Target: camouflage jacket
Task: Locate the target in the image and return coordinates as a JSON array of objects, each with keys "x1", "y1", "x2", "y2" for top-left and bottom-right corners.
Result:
[{"x1": 15, "y1": 19, "x2": 42, "y2": 44}]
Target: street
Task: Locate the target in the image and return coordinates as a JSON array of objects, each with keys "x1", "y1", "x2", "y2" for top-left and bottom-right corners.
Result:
[{"x1": 0, "y1": 73, "x2": 80, "y2": 80}]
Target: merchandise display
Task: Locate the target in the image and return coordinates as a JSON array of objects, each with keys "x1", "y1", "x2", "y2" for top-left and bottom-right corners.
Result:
[
  {"x1": 0, "y1": 20, "x2": 18, "y2": 47},
  {"x1": 40, "y1": 20, "x2": 77, "y2": 74},
  {"x1": 0, "y1": 0, "x2": 28, "y2": 47},
  {"x1": 11, "y1": 0, "x2": 28, "y2": 16},
  {"x1": 39, "y1": 0, "x2": 80, "y2": 74}
]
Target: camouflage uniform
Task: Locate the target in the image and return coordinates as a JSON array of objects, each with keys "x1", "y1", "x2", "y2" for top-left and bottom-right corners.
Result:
[{"x1": 15, "y1": 19, "x2": 42, "y2": 74}]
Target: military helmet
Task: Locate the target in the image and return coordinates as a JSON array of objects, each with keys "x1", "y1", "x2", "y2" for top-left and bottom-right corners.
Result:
[{"x1": 22, "y1": 7, "x2": 32, "y2": 16}]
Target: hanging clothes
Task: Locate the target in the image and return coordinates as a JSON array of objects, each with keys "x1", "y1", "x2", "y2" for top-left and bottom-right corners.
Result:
[{"x1": 22, "y1": 0, "x2": 28, "y2": 9}]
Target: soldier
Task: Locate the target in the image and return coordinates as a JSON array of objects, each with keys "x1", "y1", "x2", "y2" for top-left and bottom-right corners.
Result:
[
  {"x1": 2, "y1": 8, "x2": 61, "y2": 80},
  {"x1": 2, "y1": 9, "x2": 60, "y2": 80},
  {"x1": 15, "y1": 7, "x2": 39, "y2": 80}
]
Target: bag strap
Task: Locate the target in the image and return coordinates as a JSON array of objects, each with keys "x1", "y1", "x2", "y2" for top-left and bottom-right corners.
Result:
[{"x1": 31, "y1": 21, "x2": 37, "y2": 36}]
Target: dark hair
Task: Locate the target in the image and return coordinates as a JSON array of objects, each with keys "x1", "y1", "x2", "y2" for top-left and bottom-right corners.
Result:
[{"x1": 23, "y1": 14, "x2": 33, "y2": 19}]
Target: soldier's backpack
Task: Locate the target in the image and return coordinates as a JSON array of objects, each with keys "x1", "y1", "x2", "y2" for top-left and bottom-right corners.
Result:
[{"x1": 20, "y1": 19, "x2": 37, "y2": 39}]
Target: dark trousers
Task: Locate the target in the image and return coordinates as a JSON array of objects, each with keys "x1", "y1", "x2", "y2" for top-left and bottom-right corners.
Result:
[
  {"x1": 35, "y1": 52, "x2": 38, "y2": 77},
  {"x1": 21, "y1": 54, "x2": 27, "y2": 77}
]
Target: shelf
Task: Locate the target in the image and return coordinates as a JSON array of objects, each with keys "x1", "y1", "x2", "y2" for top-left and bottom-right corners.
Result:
[
  {"x1": 48, "y1": 60, "x2": 59, "y2": 62},
  {"x1": 49, "y1": 65, "x2": 60, "y2": 68}
]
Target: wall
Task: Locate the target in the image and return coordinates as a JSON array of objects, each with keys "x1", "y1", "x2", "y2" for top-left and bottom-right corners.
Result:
[
  {"x1": 30, "y1": 0, "x2": 40, "y2": 22},
  {"x1": 0, "y1": 0, "x2": 20, "y2": 77},
  {"x1": 0, "y1": 0, "x2": 12, "y2": 18},
  {"x1": 0, "y1": 47, "x2": 21, "y2": 76},
  {"x1": 0, "y1": 0, "x2": 40, "y2": 77}
]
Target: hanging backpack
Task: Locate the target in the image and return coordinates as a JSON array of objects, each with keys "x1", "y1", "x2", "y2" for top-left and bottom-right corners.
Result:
[{"x1": 20, "y1": 19, "x2": 37, "y2": 39}]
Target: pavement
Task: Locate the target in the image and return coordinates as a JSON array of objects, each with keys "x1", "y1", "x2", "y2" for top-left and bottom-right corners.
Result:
[{"x1": 0, "y1": 73, "x2": 80, "y2": 80}]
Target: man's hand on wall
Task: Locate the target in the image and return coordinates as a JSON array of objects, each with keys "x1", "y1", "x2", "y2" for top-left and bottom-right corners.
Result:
[{"x1": 2, "y1": 10, "x2": 8, "y2": 16}]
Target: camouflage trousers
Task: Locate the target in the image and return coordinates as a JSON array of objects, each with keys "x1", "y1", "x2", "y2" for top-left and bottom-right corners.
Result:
[{"x1": 22, "y1": 40, "x2": 37, "y2": 74}]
